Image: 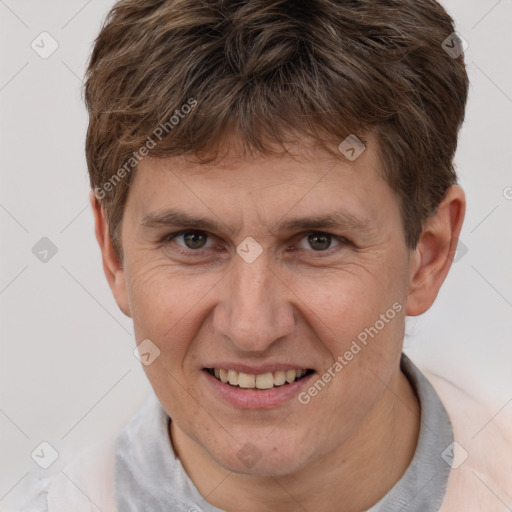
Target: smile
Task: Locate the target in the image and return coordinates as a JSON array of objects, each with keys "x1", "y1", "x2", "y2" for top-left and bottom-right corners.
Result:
[{"x1": 205, "y1": 368, "x2": 314, "y2": 390}]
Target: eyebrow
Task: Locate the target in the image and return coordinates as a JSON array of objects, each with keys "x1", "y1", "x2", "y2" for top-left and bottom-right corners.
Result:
[{"x1": 140, "y1": 207, "x2": 375, "y2": 237}]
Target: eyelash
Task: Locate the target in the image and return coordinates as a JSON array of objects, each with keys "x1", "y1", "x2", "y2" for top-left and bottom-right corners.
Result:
[{"x1": 158, "y1": 230, "x2": 350, "y2": 257}]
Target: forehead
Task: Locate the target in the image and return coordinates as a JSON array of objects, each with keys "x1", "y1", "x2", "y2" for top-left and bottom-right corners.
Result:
[
  {"x1": 133, "y1": 132, "x2": 382, "y2": 191},
  {"x1": 124, "y1": 133, "x2": 398, "y2": 235}
]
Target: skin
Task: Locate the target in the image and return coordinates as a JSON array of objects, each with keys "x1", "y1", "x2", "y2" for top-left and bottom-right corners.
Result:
[{"x1": 91, "y1": 133, "x2": 465, "y2": 512}]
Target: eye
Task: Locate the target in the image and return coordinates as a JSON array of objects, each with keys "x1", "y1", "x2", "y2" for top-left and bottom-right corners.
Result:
[
  {"x1": 296, "y1": 232, "x2": 342, "y2": 252},
  {"x1": 161, "y1": 230, "x2": 215, "y2": 252},
  {"x1": 160, "y1": 229, "x2": 349, "y2": 257}
]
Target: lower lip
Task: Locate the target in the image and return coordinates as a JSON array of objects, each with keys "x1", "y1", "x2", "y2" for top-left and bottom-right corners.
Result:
[{"x1": 202, "y1": 370, "x2": 315, "y2": 409}]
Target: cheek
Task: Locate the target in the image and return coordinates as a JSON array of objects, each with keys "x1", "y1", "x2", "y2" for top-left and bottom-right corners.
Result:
[
  {"x1": 292, "y1": 266, "x2": 406, "y2": 417},
  {"x1": 292, "y1": 266, "x2": 405, "y2": 352},
  {"x1": 125, "y1": 260, "x2": 220, "y2": 361},
  {"x1": 125, "y1": 263, "x2": 216, "y2": 425}
]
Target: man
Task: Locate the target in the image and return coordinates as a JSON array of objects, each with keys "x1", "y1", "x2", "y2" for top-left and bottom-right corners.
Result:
[{"x1": 16, "y1": 0, "x2": 512, "y2": 511}]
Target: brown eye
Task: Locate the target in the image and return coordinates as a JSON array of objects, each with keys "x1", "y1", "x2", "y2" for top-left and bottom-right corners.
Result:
[
  {"x1": 308, "y1": 233, "x2": 331, "y2": 251},
  {"x1": 181, "y1": 231, "x2": 208, "y2": 249},
  {"x1": 162, "y1": 230, "x2": 213, "y2": 252},
  {"x1": 297, "y1": 232, "x2": 341, "y2": 252}
]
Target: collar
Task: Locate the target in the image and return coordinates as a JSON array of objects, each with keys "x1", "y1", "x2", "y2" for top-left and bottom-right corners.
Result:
[
  {"x1": 114, "y1": 353, "x2": 453, "y2": 512},
  {"x1": 366, "y1": 353, "x2": 453, "y2": 511}
]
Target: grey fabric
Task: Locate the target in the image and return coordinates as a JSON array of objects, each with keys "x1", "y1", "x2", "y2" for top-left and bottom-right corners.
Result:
[
  {"x1": 365, "y1": 354, "x2": 453, "y2": 511},
  {"x1": 114, "y1": 393, "x2": 224, "y2": 512},
  {"x1": 114, "y1": 353, "x2": 453, "y2": 512}
]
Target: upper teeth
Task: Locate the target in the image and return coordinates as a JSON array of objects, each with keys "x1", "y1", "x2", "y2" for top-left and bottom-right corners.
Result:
[{"x1": 212, "y1": 368, "x2": 308, "y2": 389}]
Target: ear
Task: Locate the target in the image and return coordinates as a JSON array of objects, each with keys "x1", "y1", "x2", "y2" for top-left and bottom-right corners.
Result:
[
  {"x1": 89, "y1": 191, "x2": 131, "y2": 317},
  {"x1": 405, "y1": 185, "x2": 466, "y2": 316}
]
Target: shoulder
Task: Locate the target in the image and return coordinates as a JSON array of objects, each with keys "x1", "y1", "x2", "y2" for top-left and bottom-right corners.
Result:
[
  {"x1": 12, "y1": 439, "x2": 117, "y2": 512},
  {"x1": 423, "y1": 368, "x2": 512, "y2": 445},
  {"x1": 421, "y1": 367, "x2": 512, "y2": 511},
  {"x1": 2, "y1": 472, "x2": 51, "y2": 512}
]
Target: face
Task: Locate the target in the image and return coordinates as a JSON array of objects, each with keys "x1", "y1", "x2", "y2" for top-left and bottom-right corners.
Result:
[{"x1": 113, "y1": 135, "x2": 416, "y2": 476}]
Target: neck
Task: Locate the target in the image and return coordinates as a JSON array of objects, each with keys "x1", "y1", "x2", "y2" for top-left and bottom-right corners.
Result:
[{"x1": 170, "y1": 368, "x2": 420, "y2": 512}]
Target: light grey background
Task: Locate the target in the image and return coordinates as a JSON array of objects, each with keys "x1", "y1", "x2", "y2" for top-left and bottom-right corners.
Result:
[{"x1": 1, "y1": 0, "x2": 511, "y2": 507}]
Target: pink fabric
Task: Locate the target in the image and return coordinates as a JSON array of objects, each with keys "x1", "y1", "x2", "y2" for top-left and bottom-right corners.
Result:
[
  {"x1": 425, "y1": 371, "x2": 512, "y2": 512},
  {"x1": 32, "y1": 367, "x2": 512, "y2": 512}
]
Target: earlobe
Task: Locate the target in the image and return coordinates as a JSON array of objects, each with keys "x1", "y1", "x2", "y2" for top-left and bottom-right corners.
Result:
[
  {"x1": 405, "y1": 186, "x2": 466, "y2": 316},
  {"x1": 89, "y1": 191, "x2": 132, "y2": 318}
]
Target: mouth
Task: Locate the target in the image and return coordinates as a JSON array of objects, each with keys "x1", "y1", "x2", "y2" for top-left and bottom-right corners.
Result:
[{"x1": 204, "y1": 367, "x2": 315, "y2": 390}]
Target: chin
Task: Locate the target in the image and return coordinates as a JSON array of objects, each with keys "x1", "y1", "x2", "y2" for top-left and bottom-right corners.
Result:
[{"x1": 206, "y1": 432, "x2": 314, "y2": 477}]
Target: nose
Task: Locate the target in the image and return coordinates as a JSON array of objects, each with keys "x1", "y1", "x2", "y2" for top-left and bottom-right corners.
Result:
[{"x1": 213, "y1": 251, "x2": 296, "y2": 353}]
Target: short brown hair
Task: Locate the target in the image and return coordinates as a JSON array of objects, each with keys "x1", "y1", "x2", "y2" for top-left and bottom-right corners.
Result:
[{"x1": 84, "y1": 0, "x2": 469, "y2": 260}]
